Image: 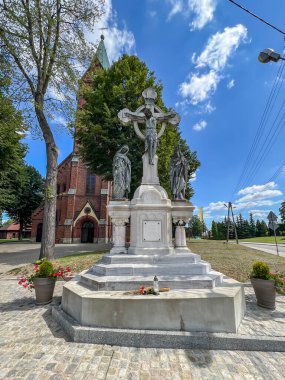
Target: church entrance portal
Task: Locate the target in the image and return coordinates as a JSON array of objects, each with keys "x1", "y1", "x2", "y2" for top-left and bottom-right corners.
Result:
[{"x1": 81, "y1": 221, "x2": 94, "y2": 243}]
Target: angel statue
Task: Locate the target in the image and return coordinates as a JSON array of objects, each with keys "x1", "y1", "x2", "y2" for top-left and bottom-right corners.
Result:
[
  {"x1": 169, "y1": 144, "x2": 189, "y2": 200},
  {"x1": 112, "y1": 145, "x2": 131, "y2": 199}
]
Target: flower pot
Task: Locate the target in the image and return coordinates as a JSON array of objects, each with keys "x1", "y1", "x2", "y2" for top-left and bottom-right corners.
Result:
[
  {"x1": 251, "y1": 278, "x2": 276, "y2": 310},
  {"x1": 33, "y1": 277, "x2": 56, "y2": 305}
]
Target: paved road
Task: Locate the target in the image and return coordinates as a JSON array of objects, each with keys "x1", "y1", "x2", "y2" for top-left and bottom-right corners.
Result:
[
  {"x1": 0, "y1": 242, "x2": 111, "y2": 274},
  {"x1": 240, "y1": 242, "x2": 285, "y2": 257}
]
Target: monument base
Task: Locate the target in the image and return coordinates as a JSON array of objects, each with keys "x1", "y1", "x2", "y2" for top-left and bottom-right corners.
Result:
[{"x1": 58, "y1": 277, "x2": 245, "y2": 340}]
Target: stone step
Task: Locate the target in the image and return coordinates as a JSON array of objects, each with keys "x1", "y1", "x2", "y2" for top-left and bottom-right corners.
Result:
[
  {"x1": 91, "y1": 262, "x2": 211, "y2": 277},
  {"x1": 80, "y1": 271, "x2": 223, "y2": 290},
  {"x1": 100, "y1": 253, "x2": 201, "y2": 265}
]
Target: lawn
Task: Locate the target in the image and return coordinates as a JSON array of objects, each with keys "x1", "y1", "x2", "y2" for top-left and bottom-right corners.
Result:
[
  {"x1": 8, "y1": 251, "x2": 105, "y2": 277},
  {"x1": 188, "y1": 240, "x2": 285, "y2": 282},
  {"x1": 239, "y1": 236, "x2": 285, "y2": 244},
  {"x1": 8, "y1": 241, "x2": 285, "y2": 283}
]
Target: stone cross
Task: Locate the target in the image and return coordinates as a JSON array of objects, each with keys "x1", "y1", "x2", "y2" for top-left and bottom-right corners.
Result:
[{"x1": 118, "y1": 88, "x2": 180, "y2": 165}]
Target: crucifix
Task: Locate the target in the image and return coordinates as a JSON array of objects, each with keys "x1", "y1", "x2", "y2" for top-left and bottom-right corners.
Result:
[{"x1": 118, "y1": 88, "x2": 180, "y2": 165}]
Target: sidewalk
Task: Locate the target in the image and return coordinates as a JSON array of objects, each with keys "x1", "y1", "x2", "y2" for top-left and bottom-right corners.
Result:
[{"x1": 1, "y1": 277, "x2": 285, "y2": 379}]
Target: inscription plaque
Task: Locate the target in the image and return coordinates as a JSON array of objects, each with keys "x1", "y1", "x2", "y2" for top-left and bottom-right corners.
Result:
[{"x1": 143, "y1": 220, "x2": 161, "y2": 242}]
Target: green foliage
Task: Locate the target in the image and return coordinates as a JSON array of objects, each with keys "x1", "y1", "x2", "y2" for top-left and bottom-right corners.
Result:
[
  {"x1": 251, "y1": 261, "x2": 270, "y2": 280},
  {"x1": 76, "y1": 55, "x2": 200, "y2": 198},
  {"x1": 279, "y1": 202, "x2": 285, "y2": 223},
  {"x1": 211, "y1": 214, "x2": 268, "y2": 240},
  {"x1": 5, "y1": 164, "x2": 44, "y2": 239},
  {"x1": 189, "y1": 215, "x2": 203, "y2": 237},
  {"x1": 38, "y1": 261, "x2": 54, "y2": 277},
  {"x1": 0, "y1": 66, "x2": 27, "y2": 211}
]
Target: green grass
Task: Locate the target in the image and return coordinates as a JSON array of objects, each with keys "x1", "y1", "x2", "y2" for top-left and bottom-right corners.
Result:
[
  {"x1": 239, "y1": 236, "x2": 285, "y2": 244},
  {"x1": 8, "y1": 241, "x2": 285, "y2": 284},
  {"x1": 188, "y1": 240, "x2": 285, "y2": 282},
  {"x1": 0, "y1": 239, "x2": 31, "y2": 244},
  {"x1": 8, "y1": 251, "x2": 106, "y2": 276}
]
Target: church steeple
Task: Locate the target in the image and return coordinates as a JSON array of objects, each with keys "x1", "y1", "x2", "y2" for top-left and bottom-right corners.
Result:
[
  {"x1": 81, "y1": 34, "x2": 110, "y2": 84},
  {"x1": 96, "y1": 34, "x2": 110, "y2": 70}
]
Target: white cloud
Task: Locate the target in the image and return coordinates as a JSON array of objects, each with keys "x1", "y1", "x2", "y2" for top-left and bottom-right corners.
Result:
[
  {"x1": 87, "y1": 0, "x2": 135, "y2": 63},
  {"x1": 190, "y1": 172, "x2": 197, "y2": 182},
  {"x1": 193, "y1": 120, "x2": 207, "y2": 131},
  {"x1": 204, "y1": 182, "x2": 283, "y2": 219},
  {"x1": 193, "y1": 25, "x2": 248, "y2": 71},
  {"x1": 167, "y1": 0, "x2": 216, "y2": 30},
  {"x1": 188, "y1": 0, "x2": 216, "y2": 31},
  {"x1": 179, "y1": 24, "x2": 248, "y2": 107},
  {"x1": 204, "y1": 201, "x2": 227, "y2": 212},
  {"x1": 52, "y1": 115, "x2": 68, "y2": 128},
  {"x1": 238, "y1": 182, "x2": 277, "y2": 195},
  {"x1": 149, "y1": 10, "x2": 157, "y2": 18},
  {"x1": 167, "y1": 0, "x2": 184, "y2": 20},
  {"x1": 237, "y1": 190, "x2": 282, "y2": 204},
  {"x1": 234, "y1": 200, "x2": 281, "y2": 210},
  {"x1": 179, "y1": 70, "x2": 220, "y2": 104},
  {"x1": 227, "y1": 79, "x2": 235, "y2": 89}
]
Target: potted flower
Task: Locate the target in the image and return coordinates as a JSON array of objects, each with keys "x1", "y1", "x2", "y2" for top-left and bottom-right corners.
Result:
[
  {"x1": 18, "y1": 258, "x2": 72, "y2": 305},
  {"x1": 250, "y1": 261, "x2": 285, "y2": 310}
]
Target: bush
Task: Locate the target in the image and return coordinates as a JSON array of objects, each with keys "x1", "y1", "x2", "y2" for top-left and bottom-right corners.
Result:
[
  {"x1": 38, "y1": 261, "x2": 54, "y2": 277},
  {"x1": 251, "y1": 261, "x2": 270, "y2": 280}
]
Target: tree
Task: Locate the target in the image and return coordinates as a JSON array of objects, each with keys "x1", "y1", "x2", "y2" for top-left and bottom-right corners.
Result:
[
  {"x1": 256, "y1": 219, "x2": 268, "y2": 237},
  {"x1": 249, "y1": 213, "x2": 256, "y2": 238},
  {"x1": 76, "y1": 55, "x2": 200, "y2": 198},
  {"x1": 189, "y1": 216, "x2": 203, "y2": 238},
  {"x1": 0, "y1": 63, "x2": 27, "y2": 212},
  {"x1": 211, "y1": 221, "x2": 219, "y2": 239},
  {"x1": 279, "y1": 202, "x2": 285, "y2": 223},
  {"x1": 0, "y1": 0, "x2": 104, "y2": 259},
  {"x1": 6, "y1": 164, "x2": 44, "y2": 240}
]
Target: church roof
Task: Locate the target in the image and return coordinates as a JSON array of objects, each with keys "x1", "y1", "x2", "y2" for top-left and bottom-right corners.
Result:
[
  {"x1": 81, "y1": 34, "x2": 110, "y2": 83},
  {"x1": 95, "y1": 35, "x2": 110, "y2": 70}
]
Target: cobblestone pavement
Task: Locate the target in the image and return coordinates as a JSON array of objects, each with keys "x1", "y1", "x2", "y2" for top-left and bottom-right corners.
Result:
[{"x1": 1, "y1": 279, "x2": 285, "y2": 380}]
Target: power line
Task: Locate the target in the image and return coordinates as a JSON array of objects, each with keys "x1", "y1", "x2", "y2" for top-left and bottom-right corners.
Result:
[
  {"x1": 234, "y1": 59, "x2": 285, "y2": 194},
  {"x1": 227, "y1": 0, "x2": 285, "y2": 36},
  {"x1": 240, "y1": 95, "x2": 285, "y2": 189}
]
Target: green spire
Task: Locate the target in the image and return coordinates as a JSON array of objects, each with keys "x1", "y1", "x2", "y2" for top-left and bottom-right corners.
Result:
[{"x1": 96, "y1": 34, "x2": 110, "y2": 70}]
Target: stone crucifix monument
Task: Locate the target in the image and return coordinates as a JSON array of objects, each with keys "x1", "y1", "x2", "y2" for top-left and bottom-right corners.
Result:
[{"x1": 57, "y1": 87, "x2": 245, "y2": 343}]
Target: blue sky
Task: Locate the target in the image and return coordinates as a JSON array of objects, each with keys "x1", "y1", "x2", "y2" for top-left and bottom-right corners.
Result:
[{"x1": 23, "y1": 0, "x2": 285, "y2": 226}]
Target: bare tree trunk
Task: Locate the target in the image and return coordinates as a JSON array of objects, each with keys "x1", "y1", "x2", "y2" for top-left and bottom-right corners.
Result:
[{"x1": 35, "y1": 97, "x2": 58, "y2": 261}]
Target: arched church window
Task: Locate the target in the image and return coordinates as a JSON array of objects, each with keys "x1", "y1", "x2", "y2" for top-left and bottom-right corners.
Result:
[{"x1": 86, "y1": 172, "x2": 96, "y2": 194}]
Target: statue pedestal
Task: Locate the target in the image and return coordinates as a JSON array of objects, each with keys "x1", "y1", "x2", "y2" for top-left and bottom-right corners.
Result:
[
  {"x1": 141, "y1": 153, "x2": 159, "y2": 185},
  {"x1": 107, "y1": 200, "x2": 130, "y2": 254},
  {"x1": 172, "y1": 200, "x2": 194, "y2": 254},
  {"x1": 128, "y1": 184, "x2": 174, "y2": 255}
]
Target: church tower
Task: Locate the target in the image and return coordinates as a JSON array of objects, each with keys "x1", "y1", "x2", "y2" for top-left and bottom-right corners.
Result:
[{"x1": 31, "y1": 36, "x2": 112, "y2": 244}]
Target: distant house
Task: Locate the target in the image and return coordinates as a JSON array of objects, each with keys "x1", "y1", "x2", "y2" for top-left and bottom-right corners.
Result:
[{"x1": 0, "y1": 223, "x2": 31, "y2": 239}]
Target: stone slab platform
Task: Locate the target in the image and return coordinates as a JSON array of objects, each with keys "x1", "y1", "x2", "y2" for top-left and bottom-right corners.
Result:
[
  {"x1": 60, "y1": 278, "x2": 245, "y2": 335},
  {"x1": 52, "y1": 305, "x2": 285, "y2": 352},
  {"x1": 80, "y1": 271, "x2": 223, "y2": 290}
]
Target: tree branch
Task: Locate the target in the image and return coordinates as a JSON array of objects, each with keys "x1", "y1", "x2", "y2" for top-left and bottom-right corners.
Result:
[{"x1": 43, "y1": 0, "x2": 61, "y2": 94}]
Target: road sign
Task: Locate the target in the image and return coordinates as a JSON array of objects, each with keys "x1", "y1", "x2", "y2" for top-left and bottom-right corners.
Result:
[
  {"x1": 267, "y1": 211, "x2": 278, "y2": 222},
  {"x1": 268, "y1": 221, "x2": 279, "y2": 231}
]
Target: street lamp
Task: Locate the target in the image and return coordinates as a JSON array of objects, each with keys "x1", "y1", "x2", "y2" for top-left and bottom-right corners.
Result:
[{"x1": 258, "y1": 48, "x2": 285, "y2": 63}]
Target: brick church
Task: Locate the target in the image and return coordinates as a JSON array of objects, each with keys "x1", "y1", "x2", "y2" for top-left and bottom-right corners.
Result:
[{"x1": 31, "y1": 36, "x2": 112, "y2": 244}]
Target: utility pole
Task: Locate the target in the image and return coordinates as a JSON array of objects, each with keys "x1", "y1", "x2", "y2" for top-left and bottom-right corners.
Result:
[{"x1": 224, "y1": 202, "x2": 239, "y2": 244}]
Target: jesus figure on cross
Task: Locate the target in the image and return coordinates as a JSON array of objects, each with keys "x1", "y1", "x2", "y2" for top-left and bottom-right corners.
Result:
[{"x1": 118, "y1": 88, "x2": 180, "y2": 165}]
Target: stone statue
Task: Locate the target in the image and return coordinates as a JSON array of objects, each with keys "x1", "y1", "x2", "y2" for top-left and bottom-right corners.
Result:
[
  {"x1": 169, "y1": 144, "x2": 189, "y2": 200},
  {"x1": 112, "y1": 145, "x2": 131, "y2": 199},
  {"x1": 118, "y1": 88, "x2": 180, "y2": 165}
]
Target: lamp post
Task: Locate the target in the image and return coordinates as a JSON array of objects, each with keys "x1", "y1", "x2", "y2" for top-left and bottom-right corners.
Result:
[{"x1": 258, "y1": 48, "x2": 285, "y2": 64}]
